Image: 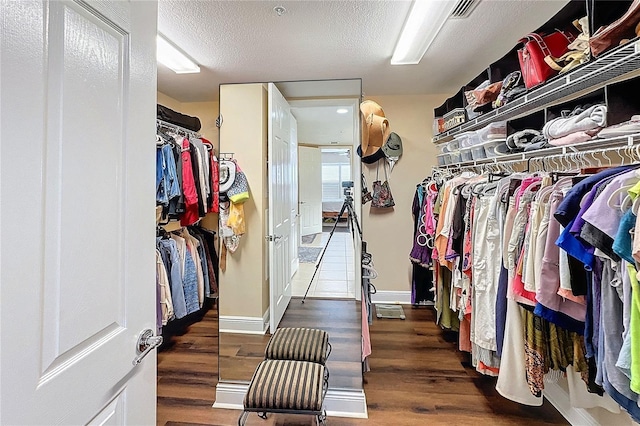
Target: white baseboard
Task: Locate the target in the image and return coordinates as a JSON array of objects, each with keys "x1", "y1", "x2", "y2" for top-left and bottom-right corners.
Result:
[
  {"x1": 325, "y1": 388, "x2": 368, "y2": 418},
  {"x1": 370, "y1": 290, "x2": 412, "y2": 305},
  {"x1": 214, "y1": 383, "x2": 368, "y2": 418},
  {"x1": 218, "y1": 309, "x2": 269, "y2": 335},
  {"x1": 544, "y1": 381, "x2": 599, "y2": 426},
  {"x1": 212, "y1": 382, "x2": 247, "y2": 410}
]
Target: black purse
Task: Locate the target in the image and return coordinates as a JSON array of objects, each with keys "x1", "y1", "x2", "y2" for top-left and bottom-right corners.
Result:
[{"x1": 362, "y1": 174, "x2": 373, "y2": 204}]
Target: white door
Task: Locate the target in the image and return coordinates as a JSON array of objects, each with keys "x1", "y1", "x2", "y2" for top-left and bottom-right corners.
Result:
[
  {"x1": 299, "y1": 146, "x2": 323, "y2": 236},
  {"x1": 268, "y1": 83, "x2": 293, "y2": 333},
  {"x1": 1, "y1": 1, "x2": 157, "y2": 424},
  {"x1": 290, "y1": 114, "x2": 300, "y2": 277}
]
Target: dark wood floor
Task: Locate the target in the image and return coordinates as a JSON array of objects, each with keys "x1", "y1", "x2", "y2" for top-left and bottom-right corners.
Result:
[
  {"x1": 218, "y1": 298, "x2": 361, "y2": 389},
  {"x1": 157, "y1": 303, "x2": 569, "y2": 425}
]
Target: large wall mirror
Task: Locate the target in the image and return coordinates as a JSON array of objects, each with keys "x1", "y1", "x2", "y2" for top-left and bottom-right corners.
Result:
[{"x1": 216, "y1": 79, "x2": 364, "y2": 398}]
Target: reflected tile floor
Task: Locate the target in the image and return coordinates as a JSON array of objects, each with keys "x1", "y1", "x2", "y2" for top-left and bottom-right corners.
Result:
[{"x1": 293, "y1": 230, "x2": 355, "y2": 299}]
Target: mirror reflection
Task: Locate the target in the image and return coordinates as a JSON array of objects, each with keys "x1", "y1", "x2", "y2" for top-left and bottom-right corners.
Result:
[{"x1": 217, "y1": 79, "x2": 363, "y2": 392}]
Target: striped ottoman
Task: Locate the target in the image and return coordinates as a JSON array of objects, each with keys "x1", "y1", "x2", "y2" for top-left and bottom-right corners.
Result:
[
  {"x1": 238, "y1": 359, "x2": 328, "y2": 425},
  {"x1": 264, "y1": 327, "x2": 331, "y2": 365}
]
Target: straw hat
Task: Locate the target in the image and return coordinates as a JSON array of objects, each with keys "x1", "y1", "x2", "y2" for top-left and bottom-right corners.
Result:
[{"x1": 360, "y1": 101, "x2": 391, "y2": 158}]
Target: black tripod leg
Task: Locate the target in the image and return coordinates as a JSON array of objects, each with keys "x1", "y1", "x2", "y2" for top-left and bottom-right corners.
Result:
[
  {"x1": 301, "y1": 200, "x2": 347, "y2": 304},
  {"x1": 345, "y1": 202, "x2": 362, "y2": 238}
]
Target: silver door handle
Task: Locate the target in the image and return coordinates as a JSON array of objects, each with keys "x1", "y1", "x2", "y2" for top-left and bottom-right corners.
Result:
[{"x1": 132, "y1": 329, "x2": 163, "y2": 366}]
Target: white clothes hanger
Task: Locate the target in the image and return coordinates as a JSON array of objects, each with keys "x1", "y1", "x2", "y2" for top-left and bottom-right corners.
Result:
[{"x1": 361, "y1": 263, "x2": 378, "y2": 280}]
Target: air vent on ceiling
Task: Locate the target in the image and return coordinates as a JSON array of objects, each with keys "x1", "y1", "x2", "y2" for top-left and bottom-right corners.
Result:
[{"x1": 449, "y1": 0, "x2": 479, "y2": 19}]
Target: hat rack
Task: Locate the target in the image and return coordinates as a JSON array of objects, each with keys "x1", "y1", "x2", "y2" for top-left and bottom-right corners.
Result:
[{"x1": 219, "y1": 152, "x2": 234, "y2": 160}]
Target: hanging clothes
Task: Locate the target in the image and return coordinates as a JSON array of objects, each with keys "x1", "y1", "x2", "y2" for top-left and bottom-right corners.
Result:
[
  {"x1": 424, "y1": 165, "x2": 640, "y2": 420},
  {"x1": 409, "y1": 181, "x2": 435, "y2": 304}
]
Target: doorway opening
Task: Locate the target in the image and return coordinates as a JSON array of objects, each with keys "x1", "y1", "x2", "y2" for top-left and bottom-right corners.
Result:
[{"x1": 292, "y1": 146, "x2": 357, "y2": 299}]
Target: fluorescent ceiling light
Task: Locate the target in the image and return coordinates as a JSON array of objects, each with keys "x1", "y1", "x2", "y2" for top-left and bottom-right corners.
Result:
[
  {"x1": 391, "y1": 0, "x2": 459, "y2": 65},
  {"x1": 157, "y1": 34, "x2": 200, "y2": 74},
  {"x1": 336, "y1": 108, "x2": 349, "y2": 114}
]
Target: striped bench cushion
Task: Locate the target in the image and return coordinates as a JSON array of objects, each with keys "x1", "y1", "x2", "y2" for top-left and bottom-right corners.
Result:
[
  {"x1": 264, "y1": 327, "x2": 329, "y2": 364},
  {"x1": 244, "y1": 360, "x2": 325, "y2": 412}
]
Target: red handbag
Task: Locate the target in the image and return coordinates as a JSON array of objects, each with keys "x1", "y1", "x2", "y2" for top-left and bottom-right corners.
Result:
[{"x1": 517, "y1": 31, "x2": 575, "y2": 89}]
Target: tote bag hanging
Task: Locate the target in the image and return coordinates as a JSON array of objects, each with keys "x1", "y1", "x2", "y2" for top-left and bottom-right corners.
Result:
[{"x1": 371, "y1": 160, "x2": 395, "y2": 208}]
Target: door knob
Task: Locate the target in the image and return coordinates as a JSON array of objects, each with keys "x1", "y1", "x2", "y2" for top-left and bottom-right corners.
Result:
[{"x1": 132, "y1": 329, "x2": 163, "y2": 366}]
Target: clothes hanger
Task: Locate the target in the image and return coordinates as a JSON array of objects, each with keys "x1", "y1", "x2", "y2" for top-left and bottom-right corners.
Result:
[
  {"x1": 606, "y1": 179, "x2": 638, "y2": 211},
  {"x1": 591, "y1": 151, "x2": 601, "y2": 168},
  {"x1": 632, "y1": 195, "x2": 640, "y2": 215}
]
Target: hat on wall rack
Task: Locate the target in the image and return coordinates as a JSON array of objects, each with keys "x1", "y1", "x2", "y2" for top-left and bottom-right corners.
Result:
[
  {"x1": 382, "y1": 132, "x2": 403, "y2": 171},
  {"x1": 360, "y1": 100, "x2": 385, "y2": 118},
  {"x1": 357, "y1": 144, "x2": 385, "y2": 164},
  {"x1": 382, "y1": 132, "x2": 403, "y2": 158},
  {"x1": 219, "y1": 159, "x2": 236, "y2": 193},
  {"x1": 359, "y1": 100, "x2": 391, "y2": 161}
]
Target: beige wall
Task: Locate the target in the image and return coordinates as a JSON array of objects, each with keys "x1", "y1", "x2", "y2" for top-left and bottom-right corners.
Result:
[
  {"x1": 218, "y1": 84, "x2": 269, "y2": 319},
  {"x1": 157, "y1": 91, "x2": 219, "y2": 142},
  {"x1": 361, "y1": 94, "x2": 447, "y2": 293},
  {"x1": 157, "y1": 91, "x2": 183, "y2": 112},
  {"x1": 180, "y1": 101, "x2": 219, "y2": 143},
  {"x1": 160, "y1": 89, "x2": 451, "y2": 299}
]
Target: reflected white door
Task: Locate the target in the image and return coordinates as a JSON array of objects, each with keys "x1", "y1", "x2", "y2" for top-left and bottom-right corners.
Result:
[
  {"x1": 1, "y1": 1, "x2": 157, "y2": 424},
  {"x1": 268, "y1": 83, "x2": 292, "y2": 333},
  {"x1": 290, "y1": 114, "x2": 300, "y2": 277},
  {"x1": 299, "y1": 146, "x2": 323, "y2": 236}
]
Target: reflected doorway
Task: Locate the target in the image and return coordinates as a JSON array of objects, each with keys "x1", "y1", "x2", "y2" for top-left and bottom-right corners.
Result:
[
  {"x1": 293, "y1": 147, "x2": 357, "y2": 299},
  {"x1": 215, "y1": 80, "x2": 365, "y2": 415}
]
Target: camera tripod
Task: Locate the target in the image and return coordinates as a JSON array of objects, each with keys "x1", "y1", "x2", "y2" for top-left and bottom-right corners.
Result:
[{"x1": 301, "y1": 190, "x2": 361, "y2": 304}]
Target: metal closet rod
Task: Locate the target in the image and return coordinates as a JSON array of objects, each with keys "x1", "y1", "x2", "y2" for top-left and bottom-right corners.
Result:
[
  {"x1": 435, "y1": 142, "x2": 640, "y2": 175},
  {"x1": 156, "y1": 118, "x2": 200, "y2": 137},
  {"x1": 437, "y1": 133, "x2": 640, "y2": 171}
]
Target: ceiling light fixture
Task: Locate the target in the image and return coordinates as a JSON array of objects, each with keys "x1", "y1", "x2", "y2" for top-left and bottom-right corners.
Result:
[
  {"x1": 391, "y1": 0, "x2": 459, "y2": 65},
  {"x1": 336, "y1": 108, "x2": 349, "y2": 114},
  {"x1": 157, "y1": 34, "x2": 200, "y2": 74}
]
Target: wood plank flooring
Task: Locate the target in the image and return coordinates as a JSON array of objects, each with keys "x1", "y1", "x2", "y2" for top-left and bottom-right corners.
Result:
[
  {"x1": 157, "y1": 303, "x2": 569, "y2": 425},
  {"x1": 218, "y1": 298, "x2": 362, "y2": 389}
]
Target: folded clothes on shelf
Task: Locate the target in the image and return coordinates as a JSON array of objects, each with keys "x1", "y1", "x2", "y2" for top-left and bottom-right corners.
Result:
[
  {"x1": 597, "y1": 115, "x2": 640, "y2": 139},
  {"x1": 543, "y1": 104, "x2": 607, "y2": 140},
  {"x1": 493, "y1": 71, "x2": 527, "y2": 109},
  {"x1": 506, "y1": 129, "x2": 545, "y2": 152},
  {"x1": 523, "y1": 136, "x2": 549, "y2": 152},
  {"x1": 548, "y1": 128, "x2": 600, "y2": 146}
]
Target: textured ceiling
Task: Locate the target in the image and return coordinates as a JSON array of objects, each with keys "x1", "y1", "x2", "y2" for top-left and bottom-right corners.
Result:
[
  {"x1": 292, "y1": 104, "x2": 355, "y2": 145},
  {"x1": 157, "y1": 0, "x2": 570, "y2": 103}
]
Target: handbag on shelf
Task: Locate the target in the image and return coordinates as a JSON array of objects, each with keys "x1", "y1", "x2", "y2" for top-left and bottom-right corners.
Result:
[
  {"x1": 371, "y1": 161, "x2": 395, "y2": 208},
  {"x1": 472, "y1": 81, "x2": 503, "y2": 112},
  {"x1": 589, "y1": 0, "x2": 640, "y2": 57},
  {"x1": 517, "y1": 30, "x2": 575, "y2": 89}
]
